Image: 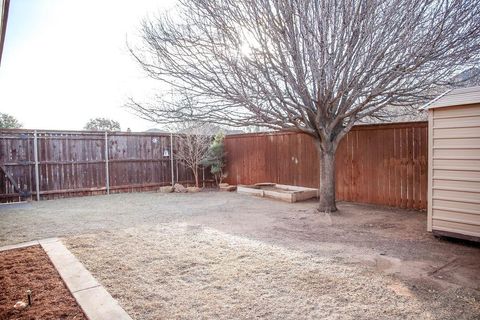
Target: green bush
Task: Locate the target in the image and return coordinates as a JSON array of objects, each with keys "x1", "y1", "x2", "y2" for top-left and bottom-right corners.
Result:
[{"x1": 201, "y1": 132, "x2": 227, "y2": 185}]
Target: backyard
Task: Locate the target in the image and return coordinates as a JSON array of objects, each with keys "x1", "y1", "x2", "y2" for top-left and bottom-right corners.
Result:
[
  {"x1": 1, "y1": 191, "x2": 479, "y2": 319},
  {"x1": 2, "y1": 0, "x2": 480, "y2": 319}
]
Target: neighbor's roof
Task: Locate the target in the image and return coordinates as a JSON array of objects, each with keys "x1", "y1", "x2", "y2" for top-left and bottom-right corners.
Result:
[{"x1": 422, "y1": 86, "x2": 480, "y2": 110}]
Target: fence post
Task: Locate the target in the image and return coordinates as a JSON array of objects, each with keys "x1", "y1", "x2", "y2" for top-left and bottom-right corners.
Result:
[
  {"x1": 33, "y1": 130, "x2": 40, "y2": 201},
  {"x1": 170, "y1": 133, "x2": 174, "y2": 186},
  {"x1": 105, "y1": 132, "x2": 110, "y2": 195}
]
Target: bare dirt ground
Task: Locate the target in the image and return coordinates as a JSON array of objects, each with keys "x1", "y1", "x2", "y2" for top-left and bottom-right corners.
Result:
[
  {"x1": 1, "y1": 191, "x2": 479, "y2": 319},
  {"x1": 66, "y1": 224, "x2": 430, "y2": 319}
]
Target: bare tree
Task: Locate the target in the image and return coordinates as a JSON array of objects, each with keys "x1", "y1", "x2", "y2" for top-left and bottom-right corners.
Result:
[
  {"x1": 175, "y1": 123, "x2": 214, "y2": 188},
  {"x1": 128, "y1": 0, "x2": 480, "y2": 211}
]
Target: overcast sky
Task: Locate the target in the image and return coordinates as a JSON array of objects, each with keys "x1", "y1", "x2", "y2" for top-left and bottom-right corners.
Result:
[{"x1": 0, "y1": 0, "x2": 176, "y2": 131}]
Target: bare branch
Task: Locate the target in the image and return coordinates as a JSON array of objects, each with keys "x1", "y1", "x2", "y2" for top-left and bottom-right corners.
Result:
[
  {"x1": 128, "y1": 0, "x2": 480, "y2": 148},
  {"x1": 127, "y1": 0, "x2": 480, "y2": 210}
]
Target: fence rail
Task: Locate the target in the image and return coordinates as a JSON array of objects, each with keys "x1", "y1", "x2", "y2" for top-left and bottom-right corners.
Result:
[
  {"x1": 224, "y1": 122, "x2": 428, "y2": 210},
  {"x1": 0, "y1": 129, "x2": 213, "y2": 202}
]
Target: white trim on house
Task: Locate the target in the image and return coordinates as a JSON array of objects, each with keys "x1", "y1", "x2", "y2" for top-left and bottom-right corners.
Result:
[
  {"x1": 422, "y1": 86, "x2": 480, "y2": 110},
  {"x1": 419, "y1": 89, "x2": 452, "y2": 110}
]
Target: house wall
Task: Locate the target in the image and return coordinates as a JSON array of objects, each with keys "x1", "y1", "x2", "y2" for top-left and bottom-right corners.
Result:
[{"x1": 428, "y1": 103, "x2": 480, "y2": 240}]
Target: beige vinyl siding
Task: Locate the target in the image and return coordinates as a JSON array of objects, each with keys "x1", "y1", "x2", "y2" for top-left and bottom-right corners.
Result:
[{"x1": 429, "y1": 103, "x2": 480, "y2": 238}]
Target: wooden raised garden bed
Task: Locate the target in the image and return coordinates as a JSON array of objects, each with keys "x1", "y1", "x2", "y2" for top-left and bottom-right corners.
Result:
[
  {"x1": 0, "y1": 245, "x2": 87, "y2": 319},
  {"x1": 237, "y1": 183, "x2": 319, "y2": 203}
]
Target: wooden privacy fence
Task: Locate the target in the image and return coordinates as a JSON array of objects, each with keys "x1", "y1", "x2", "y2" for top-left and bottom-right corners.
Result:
[
  {"x1": 1, "y1": 122, "x2": 428, "y2": 210},
  {"x1": 224, "y1": 122, "x2": 428, "y2": 210},
  {"x1": 0, "y1": 129, "x2": 213, "y2": 202}
]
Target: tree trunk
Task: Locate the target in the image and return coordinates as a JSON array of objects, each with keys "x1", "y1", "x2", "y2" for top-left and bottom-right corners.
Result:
[
  {"x1": 318, "y1": 148, "x2": 337, "y2": 212},
  {"x1": 218, "y1": 169, "x2": 224, "y2": 185},
  {"x1": 193, "y1": 166, "x2": 199, "y2": 187}
]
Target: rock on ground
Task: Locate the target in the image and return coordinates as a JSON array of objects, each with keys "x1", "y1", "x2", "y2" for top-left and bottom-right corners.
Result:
[
  {"x1": 173, "y1": 183, "x2": 187, "y2": 193},
  {"x1": 220, "y1": 185, "x2": 237, "y2": 192},
  {"x1": 158, "y1": 186, "x2": 173, "y2": 193}
]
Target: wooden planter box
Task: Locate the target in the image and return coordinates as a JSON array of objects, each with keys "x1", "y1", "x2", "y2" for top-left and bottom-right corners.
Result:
[{"x1": 237, "y1": 183, "x2": 319, "y2": 203}]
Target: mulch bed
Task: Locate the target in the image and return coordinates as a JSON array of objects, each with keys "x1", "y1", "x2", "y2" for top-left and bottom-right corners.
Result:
[{"x1": 0, "y1": 245, "x2": 86, "y2": 320}]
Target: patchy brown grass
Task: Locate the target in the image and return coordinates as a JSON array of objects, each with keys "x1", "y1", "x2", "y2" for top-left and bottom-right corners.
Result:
[{"x1": 66, "y1": 224, "x2": 432, "y2": 320}]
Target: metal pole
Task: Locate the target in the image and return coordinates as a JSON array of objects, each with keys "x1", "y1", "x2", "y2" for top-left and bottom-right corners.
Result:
[
  {"x1": 170, "y1": 133, "x2": 174, "y2": 186},
  {"x1": 176, "y1": 161, "x2": 179, "y2": 183},
  {"x1": 33, "y1": 130, "x2": 40, "y2": 201},
  {"x1": 105, "y1": 132, "x2": 110, "y2": 194}
]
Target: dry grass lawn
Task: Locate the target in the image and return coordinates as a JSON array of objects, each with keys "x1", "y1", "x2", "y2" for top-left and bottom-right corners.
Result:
[{"x1": 66, "y1": 224, "x2": 432, "y2": 319}]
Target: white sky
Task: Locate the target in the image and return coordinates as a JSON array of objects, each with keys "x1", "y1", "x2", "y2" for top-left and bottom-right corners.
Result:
[{"x1": 0, "y1": 0, "x2": 177, "y2": 131}]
